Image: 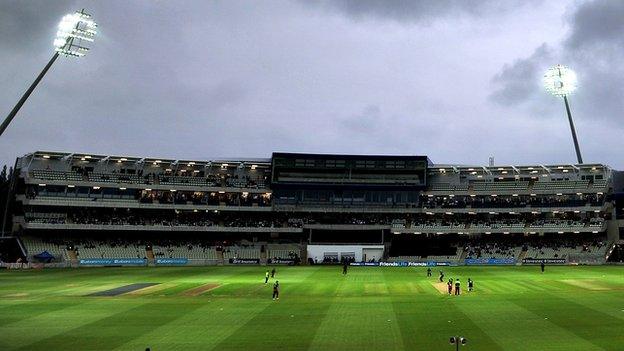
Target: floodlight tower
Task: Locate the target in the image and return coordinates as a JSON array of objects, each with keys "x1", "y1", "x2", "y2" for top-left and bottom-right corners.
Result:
[
  {"x1": 0, "y1": 9, "x2": 97, "y2": 138},
  {"x1": 543, "y1": 64, "x2": 583, "y2": 164}
]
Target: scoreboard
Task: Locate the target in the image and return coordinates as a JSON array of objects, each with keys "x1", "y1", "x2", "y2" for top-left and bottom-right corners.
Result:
[{"x1": 271, "y1": 153, "x2": 430, "y2": 189}]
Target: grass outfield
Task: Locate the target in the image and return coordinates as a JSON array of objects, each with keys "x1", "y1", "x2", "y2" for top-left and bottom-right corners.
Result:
[{"x1": 1, "y1": 266, "x2": 623, "y2": 351}]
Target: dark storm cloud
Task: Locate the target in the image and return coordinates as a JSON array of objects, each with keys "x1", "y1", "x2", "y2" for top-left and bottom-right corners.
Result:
[
  {"x1": 487, "y1": 0, "x2": 624, "y2": 165},
  {"x1": 0, "y1": 0, "x2": 72, "y2": 52},
  {"x1": 0, "y1": 1, "x2": 622, "y2": 169},
  {"x1": 341, "y1": 105, "x2": 382, "y2": 133},
  {"x1": 489, "y1": 0, "x2": 624, "y2": 125},
  {"x1": 0, "y1": 1, "x2": 257, "y2": 165},
  {"x1": 337, "y1": 105, "x2": 414, "y2": 152},
  {"x1": 565, "y1": 0, "x2": 624, "y2": 50},
  {"x1": 489, "y1": 44, "x2": 553, "y2": 107},
  {"x1": 562, "y1": 1, "x2": 624, "y2": 123},
  {"x1": 490, "y1": 0, "x2": 624, "y2": 128},
  {"x1": 304, "y1": 0, "x2": 538, "y2": 23}
]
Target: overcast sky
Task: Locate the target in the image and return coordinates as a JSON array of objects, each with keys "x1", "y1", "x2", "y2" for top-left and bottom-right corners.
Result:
[{"x1": 1, "y1": 0, "x2": 622, "y2": 169}]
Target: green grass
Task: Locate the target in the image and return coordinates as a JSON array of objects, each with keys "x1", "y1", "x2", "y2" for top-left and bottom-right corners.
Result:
[{"x1": 1, "y1": 265, "x2": 624, "y2": 350}]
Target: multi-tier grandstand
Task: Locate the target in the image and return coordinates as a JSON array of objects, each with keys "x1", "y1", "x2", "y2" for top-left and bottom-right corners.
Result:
[
  {"x1": 2, "y1": 150, "x2": 624, "y2": 351},
  {"x1": 2, "y1": 150, "x2": 622, "y2": 267}
]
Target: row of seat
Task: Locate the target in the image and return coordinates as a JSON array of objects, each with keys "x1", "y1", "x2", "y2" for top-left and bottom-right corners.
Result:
[
  {"x1": 31, "y1": 170, "x2": 266, "y2": 189},
  {"x1": 430, "y1": 179, "x2": 607, "y2": 193},
  {"x1": 152, "y1": 245, "x2": 219, "y2": 259},
  {"x1": 525, "y1": 244, "x2": 610, "y2": 259},
  {"x1": 21, "y1": 237, "x2": 69, "y2": 261},
  {"x1": 33, "y1": 170, "x2": 83, "y2": 182},
  {"x1": 222, "y1": 248, "x2": 261, "y2": 259}
]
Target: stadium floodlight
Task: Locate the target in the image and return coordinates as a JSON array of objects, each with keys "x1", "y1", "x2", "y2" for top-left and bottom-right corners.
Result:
[
  {"x1": 543, "y1": 65, "x2": 577, "y2": 97},
  {"x1": 0, "y1": 9, "x2": 97, "y2": 138},
  {"x1": 543, "y1": 64, "x2": 583, "y2": 164},
  {"x1": 54, "y1": 10, "x2": 97, "y2": 57}
]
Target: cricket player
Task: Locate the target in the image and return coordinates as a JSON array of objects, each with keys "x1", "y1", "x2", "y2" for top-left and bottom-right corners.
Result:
[
  {"x1": 468, "y1": 278, "x2": 474, "y2": 292},
  {"x1": 454, "y1": 279, "x2": 461, "y2": 295},
  {"x1": 265, "y1": 270, "x2": 270, "y2": 284},
  {"x1": 272, "y1": 281, "x2": 280, "y2": 300}
]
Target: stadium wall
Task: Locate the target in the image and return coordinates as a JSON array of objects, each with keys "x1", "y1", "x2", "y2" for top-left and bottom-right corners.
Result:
[{"x1": 307, "y1": 244, "x2": 384, "y2": 263}]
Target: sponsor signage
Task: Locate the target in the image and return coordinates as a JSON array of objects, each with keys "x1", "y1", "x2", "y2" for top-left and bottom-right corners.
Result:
[
  {"x1": 155, "y1": 258, "x2": 188, "y2": 265},
  {"x1": 465, "y1": 258, "x2": 515, "y2": 265},
  {"x1": 79, "y1": 258, "x2": 146, "y2": 266},
  {"x1": 414, "y1": 261, "x2": 451, "y2": 267},
  {"x1": 351, "y1": 261, "x2": 451, "y2": 267},
  {"x1": 380, "y1": 262, "x2": 407, "y2": 267},
  {"x1": 350, "y1": 262, "x2": 380, "y2": 266},
  {"x1": 522, "y1": 258, "x2": 566, "y2": 264},
  {"x1": 267, "y1": 259, "x2": 295, "y2": 265},
  {"x1": 229, "y1": 258, "x2": 260, "y2": 264}
]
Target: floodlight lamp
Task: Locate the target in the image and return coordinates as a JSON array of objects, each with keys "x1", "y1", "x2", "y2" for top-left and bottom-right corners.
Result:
[
  {"x1": 543, "y1": 65, "x2": 577, "y2": 97},
  {"x1": 54, "y1": 10, "x2": 97, "y2": 57}
]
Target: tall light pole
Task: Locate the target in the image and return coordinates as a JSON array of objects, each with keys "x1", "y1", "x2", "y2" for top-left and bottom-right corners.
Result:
[
  {"x1": 543, "y1": 64, "x2": 583, "y2": 164},
  {"x1": 0, "y1": 9, "x2": 97, "y2": 138}
]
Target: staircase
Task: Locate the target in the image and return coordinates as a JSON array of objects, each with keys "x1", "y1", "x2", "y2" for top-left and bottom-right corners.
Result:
[
  {"x1": 67, "y1": 249, "x2": 78, "y2": 267},
  {"x1": 217, "y1": 250, "x2": 224, "y2": 265},
  {"x1": 145, "y1": 248, "x2": 155, "y2": 261},
  {"x1": 146, "y1": 247, "x2": 155, "y2": 265},
  {"x1": 299, "y1": 245, "x2": 308, "y2": 265},
  {"x1": 459, "y1": 250, "x2": 468, "y2": 261},
  {"x1": 517, "y1": 250, "x2": 528, "y2": 265}
]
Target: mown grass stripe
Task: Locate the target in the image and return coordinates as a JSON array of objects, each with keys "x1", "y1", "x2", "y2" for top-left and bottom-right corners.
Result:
[
  {"x1": 112, "y1": 298, "x2": 269, "y2": 350},
  {"x1": 1, "y1": 299, "x2": 147, "y2": 351},
  {"x1": 0, "y1": 265, "x2": 623, "y2": 350},
  {"x1": 0, "y1": 298, "x2": 83, "y2": 328},
  {"x1": 509, "y1": 291, "x2": 623, "y2": 351},
  {"x1": 310, "y1": 296, "x2": 405, "y2": 351},
  {"x1": 461, "y1": 294, "x2": 602, "y2": 350},
  {"x1": 13, "y1": 300, "x2": 207, "y2": 351},
  {"x1": 215, "y1": 269, "x2": 338, "y2": 351}
]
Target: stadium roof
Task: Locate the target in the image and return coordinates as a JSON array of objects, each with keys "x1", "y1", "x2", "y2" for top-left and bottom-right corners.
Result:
[
  {"x1": 430, "y1": 163, "x2": 610, "y2": 175},
  {"x1": 22, "y1": 151, "x2": 612, "y2": 174},
  {"x1": 26, "y1": 151, "x2": 272, "y2": 168}
]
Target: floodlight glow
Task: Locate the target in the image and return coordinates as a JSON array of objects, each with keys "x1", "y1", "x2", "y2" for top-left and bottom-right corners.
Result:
[
  {"x1": 543, "y1": 64, "x2": 583, "y2": 163},
  {"x1": 54, "y1": 10, "x2": 97, "y2": 57},
  {"x1": 0, "y1": 8, "x2": 98, "y2": 140},
  {"x1": 543, "y1": 65, "x2": 577, "y2": 97}
]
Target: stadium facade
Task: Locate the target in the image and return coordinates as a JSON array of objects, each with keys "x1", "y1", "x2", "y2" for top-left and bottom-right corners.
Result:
[{"x1": 3, "y1": 150, "x2": 624, "y2": 266}]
